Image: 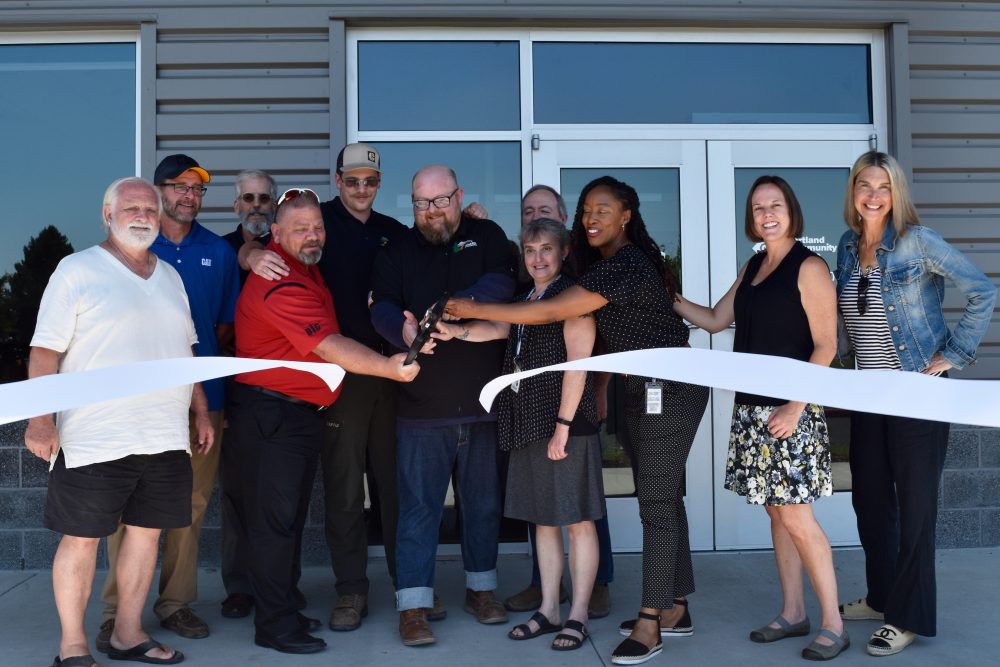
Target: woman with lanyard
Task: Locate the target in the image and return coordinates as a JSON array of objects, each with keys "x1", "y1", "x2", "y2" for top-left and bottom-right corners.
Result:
[
  {"x1": 673, "y1": 175, "x2": 845, "y2": 660},
  {"x1": 834, "y1": 151, "x2": 995, "y2": 657},
  {"x1": 434, "y1": 217, "x2": 602, "y2": 651},
  {"x1": 447, "y1": 176, "x2": 709, "y2": 666}
]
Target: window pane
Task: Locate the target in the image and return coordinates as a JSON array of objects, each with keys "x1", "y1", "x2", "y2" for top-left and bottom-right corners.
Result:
[
  {"x1": 359, "y1": 41, "x2": 520, "y2": 131},
  {"x1": 370, "y1": 142, "x2": 522, "y2": 238},
  {"x1": 560, "y1": 167, "x2": 681, "y2": 497},
  {"x1": 0, "y1": 42, "x2": 136, "y2": 381},
  {"x1": 534, "y1": 42, "x2": 871, "y2": 124},
  {"x1": 733, "y1": 166, "x2": 852, "y2": 492}
]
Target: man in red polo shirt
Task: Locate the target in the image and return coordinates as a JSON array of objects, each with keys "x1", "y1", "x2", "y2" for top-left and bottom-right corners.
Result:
[{"x1": 229, "y1": 188, "x2": 418, "y2": 655}]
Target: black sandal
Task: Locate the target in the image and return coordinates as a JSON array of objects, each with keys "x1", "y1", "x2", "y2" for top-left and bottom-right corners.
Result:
[
  {"x1": 52, "y1": 656, "x2": 98, "y2": 667},
  {"x1": 618, "y1": 598, "x2": 693, "y2": 637},
  {"x1": 106, "y1": 638, "x2": 184, "y2": 665},
  {"x1": 507, "y1": 611, "x2": 561, "y2": 640},
  {"x1": 551, "y1": 619, "x2": 589, "y2": 651},
  {"x1": 612, "y1": 611, "x2": 663, "y2": 665}
]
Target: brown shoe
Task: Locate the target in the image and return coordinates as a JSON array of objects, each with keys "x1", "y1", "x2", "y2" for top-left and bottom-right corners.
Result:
[
  {"x1": 464, "y1": 589, "x2": 507, "y2": 624},
  {"x1": 588, "y1": 583, "x2": 611, "y2": 619},
  {"x1": 504, "y1": 582, "x2": 570, "y2": 612},
  {"x1": 424, "y1": 592, "x2": 447, "y2": 621},
  {"x1": 160, "y1": 607, "x2": 210, "y2": 639},
  {"x1": 95, "y1": 618, "x2": 114, "y2": 654},
  {"x1": 399, "y1": 609, "x2": 436, "y2": 646},
  {"x1": 329, "y1": 593, "x2": 369, "y2": 632}
]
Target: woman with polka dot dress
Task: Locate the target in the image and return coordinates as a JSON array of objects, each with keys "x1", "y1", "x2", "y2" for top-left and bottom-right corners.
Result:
[{"x1": 447, "y1": 176, "x2": 709, "y2": 665}]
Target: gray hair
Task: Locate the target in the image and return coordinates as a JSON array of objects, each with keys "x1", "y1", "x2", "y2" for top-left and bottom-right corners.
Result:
[
  {"x1": 522, "y1": 184, "x2": 568, "y2": 221},
  {"x1": 520, "y1": 217, "x2": 570, "y2": 251},
  {"x1": 102, "y1": 177, "x2": 161, "y2": 229},
  {"x1": 234, "y1": 169, "x2": 277, "y2": 198}
]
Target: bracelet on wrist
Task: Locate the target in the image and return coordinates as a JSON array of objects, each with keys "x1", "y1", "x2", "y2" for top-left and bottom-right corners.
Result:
[{"x1": 555, "y1": 417, "x2": 572, "y2": 427}]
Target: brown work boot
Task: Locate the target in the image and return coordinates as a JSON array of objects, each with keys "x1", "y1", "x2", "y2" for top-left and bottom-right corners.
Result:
[
  {"x1": 464, "y1": 589, "x2": 507, "y2": 624},
  {"x1": 399, "y1": 608, "x2": 436, "y2": 646},
  {"x1": 160, "y1": 607, "x2": 210, "y2": 639},
  {"x1": 329, "y1": 593, "x2": 368, "y2": 631},
  {"x1": 588, "y1": 583, "x2": 611, "y2": 619},
  {"x1": 424, "y1": 592, "x2": 447, "y2": 621},
  {"x1": 95, "y1": 618, "x2": 114, "y2": 654}
]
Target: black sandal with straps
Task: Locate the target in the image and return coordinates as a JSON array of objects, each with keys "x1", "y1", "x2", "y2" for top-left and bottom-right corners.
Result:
[
  {"x1": 612, "y1": 611, "x2": 664, "y2": 665},
  {"x1": 618, "y1": 598, "x2": 694, "y2": 638},
  {"x1": 551, "y1": 619, "x2": 589, "y2": 651}
]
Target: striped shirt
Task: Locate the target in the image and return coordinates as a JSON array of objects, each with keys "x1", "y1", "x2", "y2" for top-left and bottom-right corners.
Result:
[{"x1": 840, "y1": 266, "x2": 902, "y2": 370}]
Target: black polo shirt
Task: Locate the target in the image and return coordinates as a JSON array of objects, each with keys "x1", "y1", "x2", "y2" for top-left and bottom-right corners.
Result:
[
  {"x1": 223, "y1": 224, "x2": 254, "y2": 287},
  {"x1": 370, "y1": 216, "x2": 515, "y2": 422},
  {"x1": 318, "y1": 197, "x2": 405, "y2": 353}
]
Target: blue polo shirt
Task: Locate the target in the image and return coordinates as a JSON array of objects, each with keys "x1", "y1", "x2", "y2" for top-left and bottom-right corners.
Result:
[{"x1": 152, "y1": 220, "x2": 240, "y2": 411}]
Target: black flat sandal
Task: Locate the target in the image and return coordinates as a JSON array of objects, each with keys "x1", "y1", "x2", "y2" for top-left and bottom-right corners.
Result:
[
  {"x1": 612, "y1": 611, "x2": 664, "y2": 665},
  {"x1": 551, "y1": 619, "x2": 589, "y2": 651},
  {"x1": 618, "y1": 598, "x2": 693, "y2": 637},
  {"x1": 508, "y1": 611, "x2": 561, "y2": 640}
]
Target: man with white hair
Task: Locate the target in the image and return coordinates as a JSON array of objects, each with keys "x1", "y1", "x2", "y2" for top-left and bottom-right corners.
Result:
[{"x1": 26, "y1": 177, "x2": 213, "y2": 666}]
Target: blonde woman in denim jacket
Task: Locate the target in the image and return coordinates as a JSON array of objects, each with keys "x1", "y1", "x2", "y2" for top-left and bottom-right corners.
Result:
[{"x1": 834, "y1": 151, "x2": 996, "y2": 657}]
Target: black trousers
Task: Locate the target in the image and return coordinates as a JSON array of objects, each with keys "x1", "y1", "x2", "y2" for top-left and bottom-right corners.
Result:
[
  {"x1": 230, "y1": 383, "x2": 325, "y2": 636},
  {"x1": 320, "y1": 373, "x2": 399, "y2": 595},
  {"x1": 849, "y1": 411, "x2": 950, "y2": 637}
]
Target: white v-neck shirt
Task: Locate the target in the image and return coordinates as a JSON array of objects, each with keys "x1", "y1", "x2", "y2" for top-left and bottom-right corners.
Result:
[{"x1": 31, "y1": 245, "x2": 198, "y2": 468}]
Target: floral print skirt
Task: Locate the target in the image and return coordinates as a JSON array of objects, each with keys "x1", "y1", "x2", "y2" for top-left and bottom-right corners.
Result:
[{"x1": 725, "y1": 403, "x2": 832, "y2": 506}]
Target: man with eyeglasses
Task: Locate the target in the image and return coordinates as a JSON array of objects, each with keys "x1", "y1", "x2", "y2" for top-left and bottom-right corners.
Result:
[
  {"x1": 231, "y1": 187, "x2": 419, "y2": 654},
  {"x1": 370, "y1": 164, "x2": 516, "y2": 646},
  {"x1": 98, "y1": 154, "x2": 240, "y2": 648},
  {"x1": 239, "y1": 143, "x2": 410, "y2": 633},
  {"x1": 224, "y1": 169, "x2": 277, "y2": 286}
]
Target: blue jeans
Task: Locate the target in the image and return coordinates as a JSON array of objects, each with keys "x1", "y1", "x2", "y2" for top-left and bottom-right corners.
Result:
[{"x1": 395, "y1": 421, "x2": 501, "y2": 611}]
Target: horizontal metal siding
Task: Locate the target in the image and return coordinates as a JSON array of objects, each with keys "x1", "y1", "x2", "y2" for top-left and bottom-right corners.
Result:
[
  {"x1": 148, "y1": 10, "x2": 335, "y2": 235},
  {"x1": 910, "y1": 28, "x2": 1000, "y2": 378}
]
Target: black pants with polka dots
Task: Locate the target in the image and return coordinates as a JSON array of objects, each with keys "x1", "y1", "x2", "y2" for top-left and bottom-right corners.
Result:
[{"x1": 625, "y1": 379, "x2": 709, "y2": 610}]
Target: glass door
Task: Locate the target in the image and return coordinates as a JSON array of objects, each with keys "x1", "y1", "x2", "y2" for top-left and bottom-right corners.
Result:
[
  {"x1": 532, "y1": 139, "x2": 714, "y2": 552},
  {"x1": 706, "y1": 140, "x2": 869, "y2": 549}
]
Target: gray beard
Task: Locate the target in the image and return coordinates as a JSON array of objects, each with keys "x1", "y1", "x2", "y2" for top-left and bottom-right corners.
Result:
[
  {"x1": 299, "y1": 248, "x2": 323, "y2": 265},
  {"x1": 244, "y1": 219, "x2": 270, "y2": 237}
]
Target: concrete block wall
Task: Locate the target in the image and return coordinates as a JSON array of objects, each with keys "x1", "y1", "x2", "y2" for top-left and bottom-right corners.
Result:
[
  {"x1": 0, "y1": 420, "x2": 332, "y2": 570},
  {"x1": 938, "y1": 425, "x2": 1000, "y2": 548},
  {"x1": 3, "y1": 420, "x2": 999, "y2": 568}
]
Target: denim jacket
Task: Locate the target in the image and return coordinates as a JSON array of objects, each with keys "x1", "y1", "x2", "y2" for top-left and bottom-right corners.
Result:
[{"x1": 835, "y1": 223, "x2": 996, "y2": 372}]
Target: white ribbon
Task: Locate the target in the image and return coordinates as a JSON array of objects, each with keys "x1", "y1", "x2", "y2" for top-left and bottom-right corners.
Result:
[
  {"x1": 0, "y1": 357, "x2": 344, "y2": 426},
  {"x1": 479, "y1": 347, "x2": 1000, "y2": 428}
]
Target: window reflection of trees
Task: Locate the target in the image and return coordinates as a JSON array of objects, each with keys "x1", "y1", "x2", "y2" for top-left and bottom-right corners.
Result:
[{"x1": 0, "y1": 226, "x2": 73, "y2": 382}]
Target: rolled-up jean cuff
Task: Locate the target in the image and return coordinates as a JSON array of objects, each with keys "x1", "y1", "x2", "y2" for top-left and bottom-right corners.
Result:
[
  {"x1": 466, "y1": 569, "x2": 497, "y2": 592},
  {"x1": 396, "y1": 586, "x2": 434, "y2": 611}
]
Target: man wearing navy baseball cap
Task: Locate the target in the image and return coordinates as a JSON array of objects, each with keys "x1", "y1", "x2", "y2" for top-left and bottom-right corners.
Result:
[{"x1": 98, "y1": 154, "x2": 241, "y2": 649}]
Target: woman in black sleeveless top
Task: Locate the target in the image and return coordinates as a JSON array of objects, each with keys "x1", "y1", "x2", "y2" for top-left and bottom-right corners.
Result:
[{"x1": 674, "y1": 176, "x2": 847, "y2": 661}]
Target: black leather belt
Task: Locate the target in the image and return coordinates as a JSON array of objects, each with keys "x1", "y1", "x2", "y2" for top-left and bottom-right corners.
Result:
[{"x1": 248, "y1": 385, "x2": 329, "y2": 412}]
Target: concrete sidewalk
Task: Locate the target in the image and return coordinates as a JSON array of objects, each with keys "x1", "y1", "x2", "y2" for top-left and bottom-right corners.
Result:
[{"x1": 2, "y1": 548, "x2": 995, "y2": 666}]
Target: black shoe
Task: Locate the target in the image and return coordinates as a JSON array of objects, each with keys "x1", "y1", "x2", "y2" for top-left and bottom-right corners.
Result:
[
  {"x1": 297, "y1": 612, "x2": 322, "y2": 632},
  {"x1": 221, "y1": 593, "x2": 254, "y2": 619},
  {"x1": 254, "y1": 629, "x2": 326, "y2": 654}
]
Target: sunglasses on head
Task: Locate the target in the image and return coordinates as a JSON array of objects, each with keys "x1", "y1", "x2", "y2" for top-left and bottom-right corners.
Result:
[
  {"x1": 239, "y1": 192, "x2": 273, "y2": 205},
  {"x1": 277, "y1": 188, "x2": 319, "y2": 207}
]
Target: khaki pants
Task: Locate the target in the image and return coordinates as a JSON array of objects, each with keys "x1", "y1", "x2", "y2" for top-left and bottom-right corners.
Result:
[{"x1": 102, "y1": 410, "x2": 223, "y2": 621}]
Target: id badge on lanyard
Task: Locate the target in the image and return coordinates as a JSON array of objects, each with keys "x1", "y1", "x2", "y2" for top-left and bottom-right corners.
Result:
[{"x1": 645, "y1": 381, "x2": 663, "y2": 415}]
